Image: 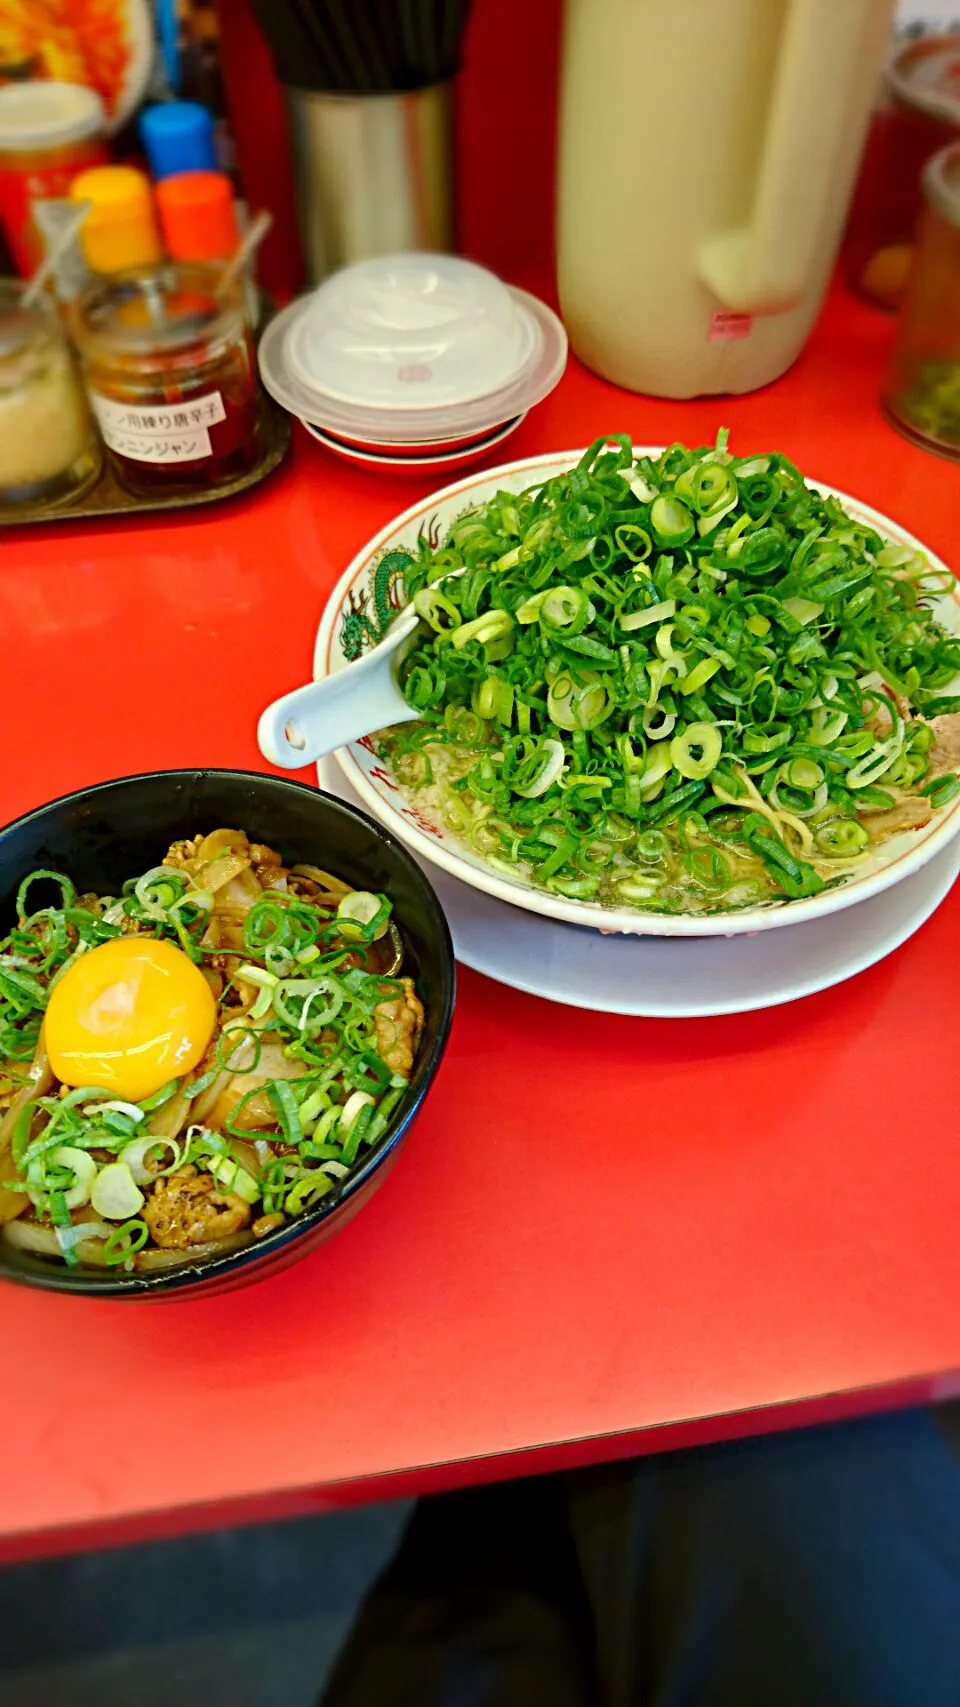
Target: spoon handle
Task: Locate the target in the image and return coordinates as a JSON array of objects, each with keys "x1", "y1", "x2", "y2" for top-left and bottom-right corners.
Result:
[{"x1": 258, "y1": 669, "x2": 416, "y2": 769}]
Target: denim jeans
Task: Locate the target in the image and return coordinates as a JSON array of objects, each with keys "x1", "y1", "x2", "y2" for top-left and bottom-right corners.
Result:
[{"x1": 319, "y1": 1406, "x2": 960, "y2": 1707}]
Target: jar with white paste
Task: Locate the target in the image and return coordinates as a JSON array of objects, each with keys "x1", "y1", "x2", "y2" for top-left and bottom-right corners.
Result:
[{"x1": 0, "y1": 280, "x2": 100, "y2": 508}]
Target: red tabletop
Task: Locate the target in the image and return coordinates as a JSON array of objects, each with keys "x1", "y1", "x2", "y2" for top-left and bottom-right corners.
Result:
[{"x1": 1, "y1": 282, "x2": 959, "y2": 1563}]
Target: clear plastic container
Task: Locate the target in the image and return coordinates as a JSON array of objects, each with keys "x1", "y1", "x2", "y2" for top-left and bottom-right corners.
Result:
[
  {"x1": 881, "y1": 142, "x2": 960, "y2": 458},
  {"x1": 71, "y1": 262, "x2": 259, "y2": 498},
  {"x1": 258, "y1": 253, "x2": 567, "y2": 447},
  {"x1": 0, "y1": 280, "x2": 100, "y2": 508}
]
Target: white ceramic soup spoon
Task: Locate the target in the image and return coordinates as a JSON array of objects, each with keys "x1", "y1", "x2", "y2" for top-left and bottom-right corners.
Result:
[{"x1": 257, "y1": 602, "x2": 423, "y2": 769}]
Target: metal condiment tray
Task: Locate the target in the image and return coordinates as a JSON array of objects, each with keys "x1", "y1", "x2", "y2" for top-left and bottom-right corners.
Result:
[{"x1": 0, "y1": 394, "x2": 291, "y2": 528}]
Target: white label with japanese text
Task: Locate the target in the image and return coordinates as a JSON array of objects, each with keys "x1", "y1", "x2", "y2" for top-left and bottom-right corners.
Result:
[{"x1": 89, "y1": 390, "x2": 225, "y2": 464}]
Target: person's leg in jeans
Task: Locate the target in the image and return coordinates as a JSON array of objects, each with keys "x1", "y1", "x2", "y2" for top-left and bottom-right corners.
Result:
[
  {"x1": 318, "y1": 1472, "x2": 601, "y2": 1707},
  {"x1": 567, "y1": 1404, "x2": 960, "y2": 1707},
  {"x1": 319, "y1": 1405, "x2": 960, "y2": 1707}
]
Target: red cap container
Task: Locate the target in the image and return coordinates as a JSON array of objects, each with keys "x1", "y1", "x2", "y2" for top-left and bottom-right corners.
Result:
[{"x1": 156, "y1": 170, "x2": 239, "y2": 261}]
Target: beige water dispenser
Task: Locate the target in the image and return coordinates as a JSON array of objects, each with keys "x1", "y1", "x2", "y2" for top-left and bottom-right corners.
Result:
[{"x1": 557, "y1": 0, "x2": 896, "y2": 397}]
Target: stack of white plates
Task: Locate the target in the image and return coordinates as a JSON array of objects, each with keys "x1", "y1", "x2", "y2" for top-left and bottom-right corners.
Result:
[
  {"x1": 299, "y1": 412, "x2": 528, "y2": 474},
  {"x1": 258, "y1": 253, "x2": 567, "y2": 473}
]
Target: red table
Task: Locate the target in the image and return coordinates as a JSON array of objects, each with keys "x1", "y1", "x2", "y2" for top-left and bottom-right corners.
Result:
[{"x1": 1, "y1": 282, "x2": 959, "y2": 1564}]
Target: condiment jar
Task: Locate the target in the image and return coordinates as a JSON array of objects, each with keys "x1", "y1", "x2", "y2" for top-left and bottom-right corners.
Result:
[
  {"x1": 845, "y1": 34, "x2": 960, "y2": 310},
  {"x1": 881, "y1": 142, "x2": 960, "y2": 459},
  {"x1": 70, "y1": 166, "x2": 162, "y2": 277},
  {"x1": 0, "y1": 279, "x2": 100, "y2": 508},
  {"x1": 0, "y1": 83, "x2": 107, "y2": 276},
  {"x1": 71, "y1": 262, "x2": 260, "y2": 498}
]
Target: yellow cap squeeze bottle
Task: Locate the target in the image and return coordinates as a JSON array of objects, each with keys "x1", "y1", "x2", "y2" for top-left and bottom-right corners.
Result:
[{"x1": 70, "y1": 166, "x2": 162, "y2": 275}]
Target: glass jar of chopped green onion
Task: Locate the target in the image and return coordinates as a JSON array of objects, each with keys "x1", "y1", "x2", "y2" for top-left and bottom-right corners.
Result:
[{"x1": 881, "y1": 140, "x2": 960, "y2": 458}]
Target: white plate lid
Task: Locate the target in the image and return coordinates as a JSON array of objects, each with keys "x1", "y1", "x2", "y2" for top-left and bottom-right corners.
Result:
[
  {"x1": 286, "y1": 253, "x2": 534, "y2": 409},
  {"x1": 258, "y1": 259, "x2": 567, "y2": 445}
]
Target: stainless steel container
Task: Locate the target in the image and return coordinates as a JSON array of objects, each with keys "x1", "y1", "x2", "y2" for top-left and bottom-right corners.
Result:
[{"x1": 284, "y1": 82, "x2": 455, "y2": 283}]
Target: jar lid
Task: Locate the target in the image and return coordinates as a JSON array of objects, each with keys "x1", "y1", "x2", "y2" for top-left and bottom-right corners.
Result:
[
  {"x1": 887, "y1": 34, "x2": 960, "y2": 126},
  {"x1": 73, "y1": 264, "x2": 245, "y2": 358},
  {"x1": 924, "y1": 140, "x2": 960, "y2": 224},
  {"x1": 0, "y1": 283, "x2": 53, "y2": 361},
  {"x1": 258, "y1": 254, "x2": 567, "y2": 445},
  {"x1": 156, "y1": 171, "x2": 239, "y2": 261},
  {"x1": 0, "y1": 81, "x2": 105, "y2": 150},
  {"x1": 70, "y1": 165, "x2": 162, "y2": 273},
  {"x1": 140, "y1": 101, "x2": 217, "y2": 180}
]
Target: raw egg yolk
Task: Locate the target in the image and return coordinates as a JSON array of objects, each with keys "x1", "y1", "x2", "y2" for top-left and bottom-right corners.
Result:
[{"x1": 45, "y1": 937, "x2": 216, "y2": 1102}]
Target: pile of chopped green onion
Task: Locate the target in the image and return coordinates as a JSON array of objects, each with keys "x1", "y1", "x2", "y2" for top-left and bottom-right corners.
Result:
[{"x1": 376, "y1": 432, "x2": 960, "y2": 913}]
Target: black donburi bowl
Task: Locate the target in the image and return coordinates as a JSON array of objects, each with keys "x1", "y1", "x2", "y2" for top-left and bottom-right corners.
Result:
[{"x1": 0, "y1": 770, "x2": 455, "y2": 1300}]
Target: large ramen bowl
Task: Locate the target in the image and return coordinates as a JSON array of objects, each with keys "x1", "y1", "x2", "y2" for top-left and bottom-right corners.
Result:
[
  {"x1": 0, "y1": 770, "x2": 455, "y2": 1299},
  {"x1": 316, "y1": 450, "x2": 960, "y2": 940}
]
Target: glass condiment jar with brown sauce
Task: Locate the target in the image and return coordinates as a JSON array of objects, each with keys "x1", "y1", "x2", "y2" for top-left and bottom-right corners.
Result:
[
  {"x1": 844, "y1": 34, "x2": 960, "y2": 311},
  {"x1": 70, "y1": 262, "x2": 259, "y2": 498}
]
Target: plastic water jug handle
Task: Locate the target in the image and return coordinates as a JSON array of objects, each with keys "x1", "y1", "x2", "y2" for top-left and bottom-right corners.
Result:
[{"x1": 697, "y1": 0, "x2": 892, "y2": 315}]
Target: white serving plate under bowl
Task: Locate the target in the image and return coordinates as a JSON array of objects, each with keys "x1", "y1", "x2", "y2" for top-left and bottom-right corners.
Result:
[
  {"x1": 314, "y1": 449, "x2": 960, "y2": 940},
  {"x1": 316, "y1": 756, "x2": 960, "y2": 1015}
]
